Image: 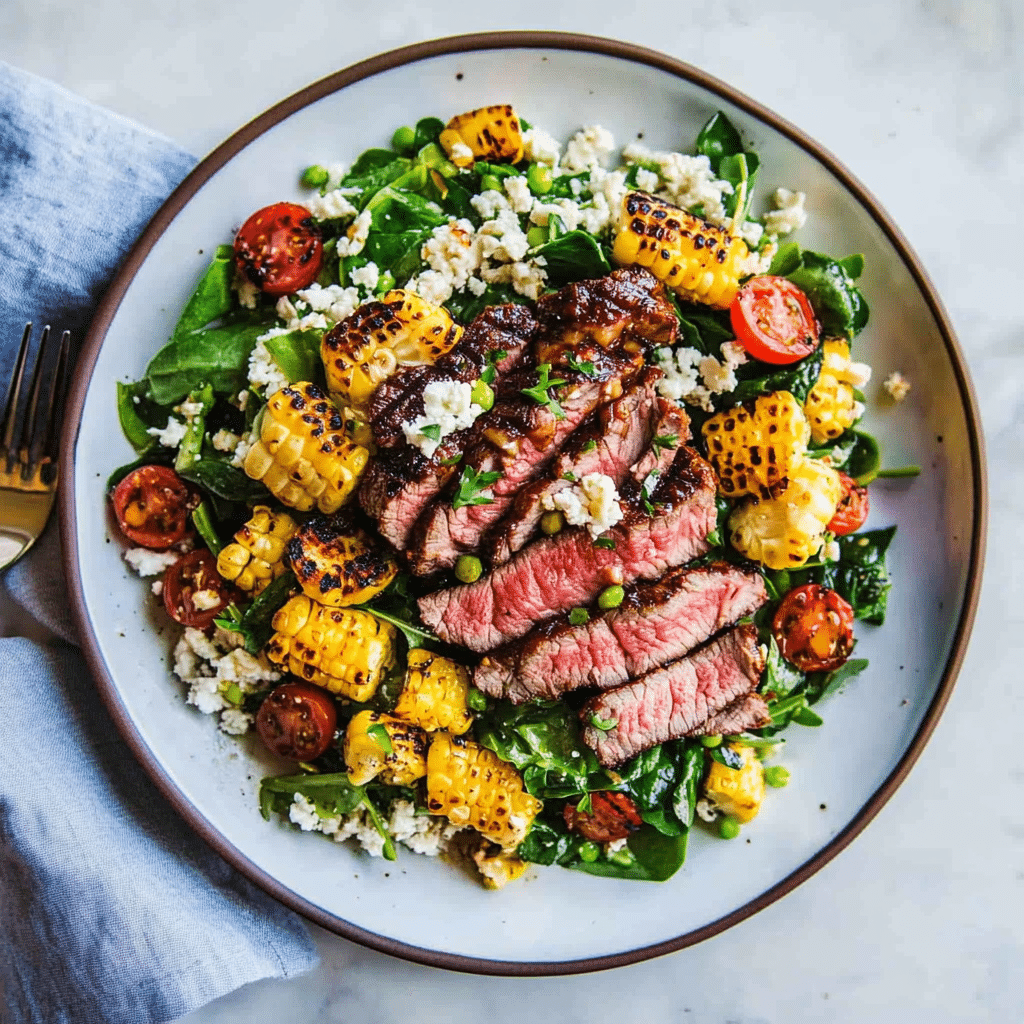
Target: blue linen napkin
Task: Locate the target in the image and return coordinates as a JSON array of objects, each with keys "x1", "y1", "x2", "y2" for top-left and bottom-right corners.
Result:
[{"x1": 0, "y1": 63, "x2": 318, "y2": 1024}]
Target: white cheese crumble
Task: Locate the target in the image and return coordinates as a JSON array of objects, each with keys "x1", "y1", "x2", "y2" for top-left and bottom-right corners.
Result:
[
  {"x1": 883, "y1": 371, "x2": 911, "y2": 402},
  {"x1": 764, "y1": 188, "x2": 807, "y2": 236},
  {"x1": 449, "y1": 140, "x2": 475, "y2": 165},
  {"x1": 230, "y1": 433, "x2": 254, "y2": 469},
  {"x1": 402, "y1": 379, "x2": 486, "y2": 458},
  {"x1": 563, "y1": 125, "x2": 616, "y2": 172},
  {"x1": 654, "y1": 343, "x2": 748, "y2": 413},
  {"x1": 191, "y1": 588, "x2": 222, "y2": 612},
  {"x1": 232, "y1": 267, "x2": 260, "y2": 310},
  {"x1": 529, "y1": 197, "x2": 582, "y2": 232},
  {"x1": 307, "y1": 188, "x2": 358, "y2": 221},
  {"x1": 737, "y1": 241, "x2": 777, "y2": 278},
  {"x1": 349, "y1": 261, "x2": 380, "y2": 292},
  {"x1": 653, "y1": 346, "x2": 705, "y2": 404},
  {"x1": 247, "y1": 337, "x2": 290, "y2": 397},
  {"x1": 541, "y1": 472, "x2": 623, "y2": 538},
  {"x1": 146, "y1": 416, "x2": 188, "y2": 448},
  {"x1": 634, "y1": 167, "x2": 659, "y2": 193},
  {"x1": 695, "y1": 798, "x2": 718, "y2": 823},
  {"x1": 211, "y1": 428, "x2": 241, "y2": 453},
  {"x1": 480, "y1": 258, "x2": 548, "y2": 301},
  {"x1": 622, "y1": 142, "x2": 734, "y2": 222},
  {"x1": 123, "y1": 547, "x2": 179, "y2": 577},
  {"x1": 823, "y1": 538, "x2": 841, "y2": 562},
  {"x1": 337, "y1": 208, "x2": 373, "y2": 257},
  {"x1": 522, "y1": 126, "x2": 561, "y2": 167},
  {"x1": 416, "y1": 219, "x2": 482, "y2": 303},
  {"x1": 503, "y1": 175, "x2": 533, "y2": 214}
]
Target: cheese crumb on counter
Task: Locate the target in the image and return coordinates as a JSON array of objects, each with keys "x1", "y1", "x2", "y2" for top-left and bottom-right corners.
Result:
[{"x1": 883, "y1": 371, "x2": 911, "y2": 401}]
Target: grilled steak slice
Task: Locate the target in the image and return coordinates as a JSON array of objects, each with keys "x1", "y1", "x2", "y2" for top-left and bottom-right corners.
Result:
[
  {"x1": 581, "y1": 624, "x2": 766, "y2": 767},
  {"x1": 417, "y1": 444, "x2": 717, "y2": 652},
  {"x1": 406, "y1": 354, "x2": 641, "y2": 577},
  {"x1": 368, "y1": 303, "x2": 537, "y2": 449},
  {"x1": 487, "y1": 370, "x2": 688, "y2": 566},
  {"x1": 533, "y1": 267, "x2": 678, "y2": 361},
  {"x1": 687, "y1": 692, "x2": 771, "y2": 737},
  {"x1": 474, "y1": 563, "x2": 767, "y2": 703}
]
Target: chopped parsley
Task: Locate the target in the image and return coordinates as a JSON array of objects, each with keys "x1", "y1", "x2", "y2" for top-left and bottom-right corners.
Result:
[
  {"x1": 562, "y1": 471, "x2": 577, "y2": 482},
  {"x1": 594, "y1": 536, "x2": 616, "y2": 550},
  {"x1": 451, "y1": 465, "x2": 501, "y2": 510},
  {"x1": 652, "y1": 433, "x2": 678, "y2": 451},
  {"x1": 520, "y1": 363, "x2": 567, "y2": 420},
  {"x1": 566, "y1": 353, "x2": 596, "y2": 376},
  {"x1": 481, "y1": 347, "x2": 508, "y2": 386},
  {"x1": 581, "y1": 439, "x2": 598, "y2": 454},
  {"x1": 588, "y1": 713, "x2": 619, "y2": 732},
  {"x1": 568, "y1": 607, "x2": 589, "y2": 625},
  {"x1": 421, "y1": 423, "x2": 442, "y2": 441},
  {"x1": 366, "y1": 723, "x2": 393, "y2": 755}
]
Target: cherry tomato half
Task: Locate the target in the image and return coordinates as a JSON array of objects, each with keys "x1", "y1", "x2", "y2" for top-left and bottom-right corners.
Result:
[
  {"x1": 234, "y1": 202, "x2": 323, "y2": 297},
  {"x1": 111, "y1": 465, "x2": 197, "y2": 549},
  {"x1": 563, "y1": 791, "x2": 642, "y2": 843},
  {"x1": 162, "y1": 549, "x2": 236, "y2": 629},
  {"x1": 828, "y1": 472, "x2": 870, "y2": 536},
  {"x1": 256, "y1": 682, "x2": 338, "y2": 761},
  {"x1": 730, "y1": 276, "x2": 820, "y2": 365},
  {"x1": 772, "y1": 583, "x2": 855, "y2": 673}
]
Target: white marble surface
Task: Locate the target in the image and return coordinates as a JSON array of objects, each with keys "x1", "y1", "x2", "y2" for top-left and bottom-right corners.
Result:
[{"x1": 2, "y1": 0, "x2": 1020, "y2": 1020}]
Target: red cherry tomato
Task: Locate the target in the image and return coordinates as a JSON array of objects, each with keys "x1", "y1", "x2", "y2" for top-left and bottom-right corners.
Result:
[
  {"x1": 730, "y1": 276, "x2": 820, "y2": 365},
  {"x1": 563, "y1": 791, "x2": 642, "y2": 843},
  {"x1": 111, "y1": 465, "x2": 197, "y2": 549},
  {"x1": 772, "y1": 583, "x2": 855, "y2": 673},
  {"x1": 162, "y1": 549, "x2": 236, "y2": 629},
  {"x1": 234, "y1": 202, "x2": 323, "y2": 297},
  {"x1": 256, "y1": 683, "x2": 338, "y2": 761},
  {"x1": 828, "y1": 472, "x2": 870, "y2": 536}
]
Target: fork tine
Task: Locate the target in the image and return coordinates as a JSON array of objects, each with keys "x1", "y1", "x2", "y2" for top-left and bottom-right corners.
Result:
[
  {"x1": 1, "y1": 323, "x2": 33, "y2": 457},
  {"x1": 43, "y1": 329, "x2": 72, "y2": 465},
  {"x1": 18, "y1": 324, "x2": 51, "y2": 464}
]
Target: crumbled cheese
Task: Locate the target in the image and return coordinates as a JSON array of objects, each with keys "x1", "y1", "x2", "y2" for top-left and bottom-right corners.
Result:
[
  {"x1": 606, "y1": 837, "x2": 629, "y2": 854},
  {"x1": 584, "y1": 166, "x2": 629, "y2": 234},
  {"x1": 293, "y1": 282, "x2": 360, "y2": 324},
  {"x1": 350, "y1": 261, "x2": 380, "y2": 293},
  {"x1": 289, "y1": 794, "x2": 321, "y2": 832},
  {"x1": 337, "y1": 208, "x2": 373, "y2": 257},
  {"x1": 191, "y1": 588, "x2": 222, "y2": 612},
  {"x1": 477, "y1": 207, "x2": 530, "y2": 264},
  {"x1": 470, "y1": 189, "x2": 511, "y2": 221},
  {"x1": 417, "y1": 219, "x2": 482, "y2": 302},
  {"x1": 695, "y1": 798, "x2": 718, "y2": 823},
  {"x1": 236, "y1": 390, "x2": 250, "y2": 412},
  {"x1": 845, "y1": 360, "x2": 872, "y2": 389},
  {"x1": 232, "y1": 267, "x2": 260, "y2": 310},
  {"x1": 150, "y1": 579, "x2": 164, "y2": 597},
  {"x1": 219, "y1": 709, "x2": 253, "y2": 736},
  {"x1": 883, "y1": 371, "x2": 911, "y2": 402},
  {"x1": 466, "y1": 276, "x2": 488, "y2": 297},
  {"x1": 211, "y1": 428, "x2": 241, "y2": 453},
  {"x1": 402, "y1": 379, "x2": 485, "y2": 458},
  {"x1": 522, "y1": 127, "x2": 561, "y2": 167},
  {"x1": 409, "y1": 269, "x2": 456, "y2": 306},
  {"x1": 247, "y1": 338, "x2": 290, "y2": 396},
  {"x1": 634, "y1": 167, "x2": 659, "y2": 193},
  {"x1": 654, "y1": 342, "x2": 747, "y2": 412},
  {"x1": 653, "y1": 346, "x2": 705, "y2": 403},
  {"x1": 147, "y1": 417, "x2": 187, "y2": 448},
  {"x1": 622, "y1": 143, "x2": 733, "y2": 221},
  {"x1": 449, "y1": 140, "x2": 474, "y2": 165},
  {"x1": 503, "y1": 175, "x2": 533, "y2": 214},
  {"x1": 480, "y1": 258, "x2": 548, "y2": 301},
  {"x1": 737, "y1": 241, "x2": 776, "y2": 278},
  {"x1": 231, "y1": 432, "x2": 254, "y2": 468},
  {"x1": 699, "y1": 342, "x2": 749, "y2": 397},
  {"x1": 563, "y1": 125, "x2": 616, "y2": 172},
  {"x1": 823, "y1": 538, "x2": 841, "y2": 562},
  {"x1": 529, "y1": 197, "x2": 582, "y2": 232},
  {"x1": 124, "y1": 547, "x2": 179, "y2": 578},
  {"x1": 764, "y1": 188, "x2": 807, "y2": 236},
  {"x1": 541, "y1": 472, "x2": 623, "y2": 538},
  {"x1": 307, "y1": 188, "x2": 358, "y2": 221}
]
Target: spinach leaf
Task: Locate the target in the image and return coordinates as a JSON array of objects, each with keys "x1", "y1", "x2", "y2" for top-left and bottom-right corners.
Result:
[
  {"x1": 262, "y1": 330, "x2": 325, "y2": 387},
  {"x1": 803, "y1": 658, "x2": 869, "y2": 705},
  {"x1": 365, "y1": 186, "x2": 446, "y2": 233},
  {"x1": 532, "y1": 231, "x2": 611, "y2": 287},
  {"x1": 178, "y1": 458, "x2": 270, "y2": 503},
  {"x1": 786, "y1": 249, "x2": 869, "y2": 338},
  {"x1": 116, "y1": 380, "x2": 168, "y2": 454},
  {"x1": 342, "y1": 156, "x2": 413, "y2": 199},
  {"x1": 695, "y1": 111, "x2": 744, "y2": 173},
  {"x1": 363, "y1": 228, "x2": 430, "y2": 283},
  {"x1": 223, "y1": 571, "x2": 297, "y2": 655},
  {"x1": 174, "y1": 248, "x2": 236, "y2": 338},
  {"x1": 259, "y1": 770, "x2": 364, "y2": 822},
  {"x1": 515, "y1": 815, "x2": 579, "y2": 866},
  {"x1": 831, "y1": 526, "x2": 896, "y2": 624},
  {"x1": 763, "y1": 635, "x2": 805, "y2": 699},
  {"x1": 413, "y1": 116, "x2": 446, "y2": 150},
  {"x1": 672, "y1": 744, "x2": 705, "y2": 831},
  {"x1": 444, "y1": 282, "x2": 520, "y2": 324},
  {"x1": 768, "y1": 241, "x2": 802, "y2": 276},
  {"x1": 846, "y1": 430, "x2": 882, "y2": 484},
  {"x1": 730, "y1": 344, "x2": 823, "y2": 405},
  {"x1": 347, "y1": 148, "x2": 403, "y2": 177},
  {"x1": 571, "y1": 826, "x2": 688, "y2": 882}
]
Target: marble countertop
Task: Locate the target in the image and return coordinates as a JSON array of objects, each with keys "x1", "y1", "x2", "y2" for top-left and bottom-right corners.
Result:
[{"x1": 2, "y1": 0, "x2": 1019, "y2": 1020}]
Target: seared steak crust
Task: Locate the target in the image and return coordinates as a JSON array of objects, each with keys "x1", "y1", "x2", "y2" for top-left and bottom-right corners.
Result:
[
  {"x1": 474, "y1": 563, "x2": 767, "y2": 703},
  {"x1": 417, "y1": 445, "x2": 717, "y2": 653},
  {"x1": 581, "y1": 623, "x2": 766, "y2": 767}
]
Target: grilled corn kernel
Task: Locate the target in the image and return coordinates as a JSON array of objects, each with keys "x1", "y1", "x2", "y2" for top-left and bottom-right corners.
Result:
[
  {"x1": 704, "y1": 744, "x2": 765, "y2": 824},
  {"x1": 611, "y1": 191, "x2": 749, "y2": 308},
  {"x1": 216, "y1": 506, "x2": 298, "y2": 595},
  {"x1": 804, "y1": 339, "x2": 871, "y2": 443},
  {"x1": 471, "y1": 840, "x2": 529, "y2": 890},
  {"x1": 344, "y1": 710, "x2": 428, "y2": 787},
  {"x1": 426, "y1": 733, "x2": 543, "y2": 850},
  {"x1": 703, "y1": 391, "x2": 811, "y2": 500},
  {"x1": 321, "y1": 290, "x2": 462, "y2": 415},
  {"x1": 265, "y1": 595, "x2": 398, "y2": 702},
  {"x1": 287, "y1": 515, "x2": 398, "y2": 608},
  {"x1": 439, "y1": 105, "x2": 524, "y2": 167},
  {"x1": 728, "y1": 457, "x2": 843, "y2": 569},
  {"x1": 242, "y1": 382, "x2": 369, "y2": 513},
  {"x1": 393, "y1": 649, "x2": 473, "y2": 735}
]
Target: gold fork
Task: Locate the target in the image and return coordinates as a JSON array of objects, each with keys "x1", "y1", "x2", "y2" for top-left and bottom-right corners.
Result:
[{"x1": 0, "y1": 323, "x2": 72, "y2": 570}]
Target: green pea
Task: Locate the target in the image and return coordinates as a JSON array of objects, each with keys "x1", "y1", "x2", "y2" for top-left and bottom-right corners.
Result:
[
  {"x1": 700, "y1": 734, "x2": 723, "y2": 748},
  {"x1": 300, "y1": 164, "x2": 329, "y2": 188},
  {"x1": 597, "y1": 585, "x2": 625, "y2": 610},
  {"x1": 607, "y1": 846, "x2": 635, "y2": 866},
  {"x1": 764, "y1": 765, "x2": 791, "y2": 788},
  {"x1": 540, "y1": 511, "x2": 564, "y2": 536},
  {"x1": 480, "y1": 174, "x2": 502, "y2": 193},
  {"x1": 467, "y1": 687, "x2": 488, "y2": 712},
  {"x1": 374, "y1": 270, "x2": 396, "y2": 295},
  {"x1": 526, "y1": 225, "x2": 547, "y2": 248},
  {"x1": 568, "y1": 607, "x2": 589, "y2": 626},
  {"x1": 391, "y1": 125, "x2": 417, "y2": 152},
  {"x1": 470, "y1": 379, "x2": 495, "y2": 412},
  {"x1": 719, "y1": 816, "x2": 742, "y2": 840},
  {"x1": 578, "y1": 841, "x2": 600, "y2": 863},
  {"x1": 454, "y1": 555, "x2": 483, "y2": 584},
  {"x1": 527, "y1": 163, "x2": 553, "y2": 195}
]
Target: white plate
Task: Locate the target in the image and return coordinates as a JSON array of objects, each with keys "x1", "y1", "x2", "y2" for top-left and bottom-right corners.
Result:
[{"x1": 61, "y1": 33, "x2": 985, "y2": 973}]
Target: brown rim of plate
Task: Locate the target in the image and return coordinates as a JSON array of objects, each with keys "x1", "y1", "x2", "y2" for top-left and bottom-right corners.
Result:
[{"x1": 59, "y1": 30, "x2": 987, "y2": 977}]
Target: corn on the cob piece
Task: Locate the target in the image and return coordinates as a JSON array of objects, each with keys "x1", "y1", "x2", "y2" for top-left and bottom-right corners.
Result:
[
  {"x1": 804, "y1": 339, "x2": 871, "y2": 444},
  {"x1": 702, "y1": 391, "x2": 810, "y2": 500},
  {"x1": 426, "y1": 734, "x2": 543, "y2": 850},
  {"x1": 393, "y1": 649, "x2": 473, "y2": 735},
  {"x1": 611, "y1": 191, "x2": 749, "y2": 309},
  {"x1": 287, "y1": 514, "x2": 398, "y2": 607},
  {"x1": 266, "y1": 595, "x2": 398, "y2": 702},
  {"x1": 242, "y1": 382, "x2": 369, "y2": 513},
  {"x1": 216, "y1": 505, "x2": 298, "y2": 595},
  {"x1": 344, "y1": 710, "x2": 428, "y2": 787},
  {"x1": 471, "y1": 840, "x2": 529, "y2": 890},
  {"x1": 439, "y1": 105, "x2": 524, "y2": 167},
  {"x1": 704, "y1": 744, "x2": 765, "y2": 824},
  {"x1": 321, "y1": 291, "x2": 463, "y2": 415},
  {"x1": 728, "y1": 457, "x2": 843, "y2": 569}
]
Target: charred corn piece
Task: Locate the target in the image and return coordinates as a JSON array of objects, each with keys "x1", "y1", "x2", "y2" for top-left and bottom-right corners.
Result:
[
  {"x1": 804, "y1": 339, "x2": 871, "y2": 444},
  {"x1": 321, "y1": 290, "x2": 463, "y2": 415},
  {"x1": 287, "y1": 514, "x2": 398, "y2": 607},
  {"x1": 439, "y1": 105, "x2": 524, "y2": 167},
  {"x1": 265, "y1": 595, "x2": 398, "y2": 702},
  {"x1": 242, "y1": 382, "x2": 369, "y2": 513},
  {"x1": 426, "y1": 733, "x2": 543, "y2": 850},
  {"x1": 471, "y1": 840, "x2": 529, "y2": 890},
  {"x1": 344, "y1": 710, "x2": 428, "y2": 787},
  {"x1": 393, "y1": 649, "x2": 473, "y2": 735},
  {"x1": 728, "y1": 457, "x2": 843, "y2": 569},
  {"x1": 704, "y1": 744, "x2": 765, "y2": 824},
  {"x1": 216, "y1": 506, "x2": 299, "y2": 594},
  {"x1": 612, "y1": 191, "x2": 749, "y2": 309},
  {"x1": 702, "y1": 391, "x2": 810, "y2": 500}
]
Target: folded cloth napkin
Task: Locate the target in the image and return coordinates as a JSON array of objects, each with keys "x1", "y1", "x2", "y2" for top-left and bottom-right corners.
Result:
[{"x1": 0, "y1": 63, "x2": 318, "y2": 1024}]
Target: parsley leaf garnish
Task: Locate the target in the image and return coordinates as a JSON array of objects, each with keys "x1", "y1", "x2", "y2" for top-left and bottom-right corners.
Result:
[
  {"x1": 568, "y1": 607, "x2": 589, "y2": 626},
  {"x1": 367, "y1": 723, "x2": 394, "y2": 755},
  {"x1": 566, "y1": 353, "x2": 596, "y2": 376},
  {"x1": 481, "y1": 348, "x2": 508, "y2": 386},
  {"x1": 421, "y1": 423, "x2": 442, "y2": 441},
  {"x1": 520, "y1": 363, "x2": 567, "y2": 420},
  {"x1": 594, "y1": 537, "x2": 616, "y2": 550},
  {"x1": 652, "y1": 433, "x2": 678, "y2": 451},
  {"x1": 452, "y1": 466, "x2": 501, "y2": 510},
  {"x1": 588, "y1": 713, "x2": 619, "y2": 732},
  {"x1": 581, "y1": 439, "x2": 598, "y2": 454}
]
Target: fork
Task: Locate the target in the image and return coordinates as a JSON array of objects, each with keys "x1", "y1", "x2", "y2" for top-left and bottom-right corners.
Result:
[{"x1": 0, "y1": 323, "x2": 72, "y2": 570}]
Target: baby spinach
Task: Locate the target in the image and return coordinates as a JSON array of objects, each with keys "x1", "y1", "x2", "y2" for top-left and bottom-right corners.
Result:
[
  {"x1": 829, "y1": 526, "x2": 897, "y2": 624},
  {"x1": 366, "y1": 187, "x2": 447, "y2": 234},
  {"x1": 178, "y1": 459, "x2": 269, "y2": 504},
  {"x1": 174, "y1": 246, "x2": 236, "y2": 338},
  {"x1": 262, "y1": 330, "x2": 325, "y2": 387},
  {"x1": 694, "y1": 111, "x2": 759, "y2": 221},
  {"x1": 730, "y1": 344, "x2": 823, "y2": 405},
  {"x1": 445, "y1": 282, "x2": 521, "y2": 324},
  {"x1": 531, "y1": 231, "x2": 611, "y2": 287},
  {"x1": 259, "y1": 770, "x2": 364, "y2": 822},
  {"x1": 616, "y1": 740, "x2": 703, "y2": 836},
  {"x1": 220, "y1": 570, "x2": 297, "y2": 655},
  {"x1": 771, "y1": 245, "x2": 869, "y2": 339},
  {"x1": 695, "y1": 111, "x2": 744, "y2": 173},
  {"x1": 116, "y1": 380, "x2": 171, "y2": 454},
  {"x1": 572, "y1": 826, "x2": 688, "y2": 882},
  {"x1": 412, "y1": 116, "x2": 446, "y2": 150}
]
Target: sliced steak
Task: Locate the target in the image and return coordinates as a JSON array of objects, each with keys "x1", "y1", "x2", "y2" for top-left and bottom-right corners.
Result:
[
  {"x1": 406, "y1": 354, "x2": 641, "y2": 576},
  {"x1": 474, "y1": 563, "x2": 767, "y2": 703},
  {"x1": 687, "y1": 692, "x2": 771, "y2": 737},
  {"x1": 417, "y1": 444, "x2": 717, "y2": 652},
  {"x1": 581, "y1": 624, "x2": 766, "y2": 767}
]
